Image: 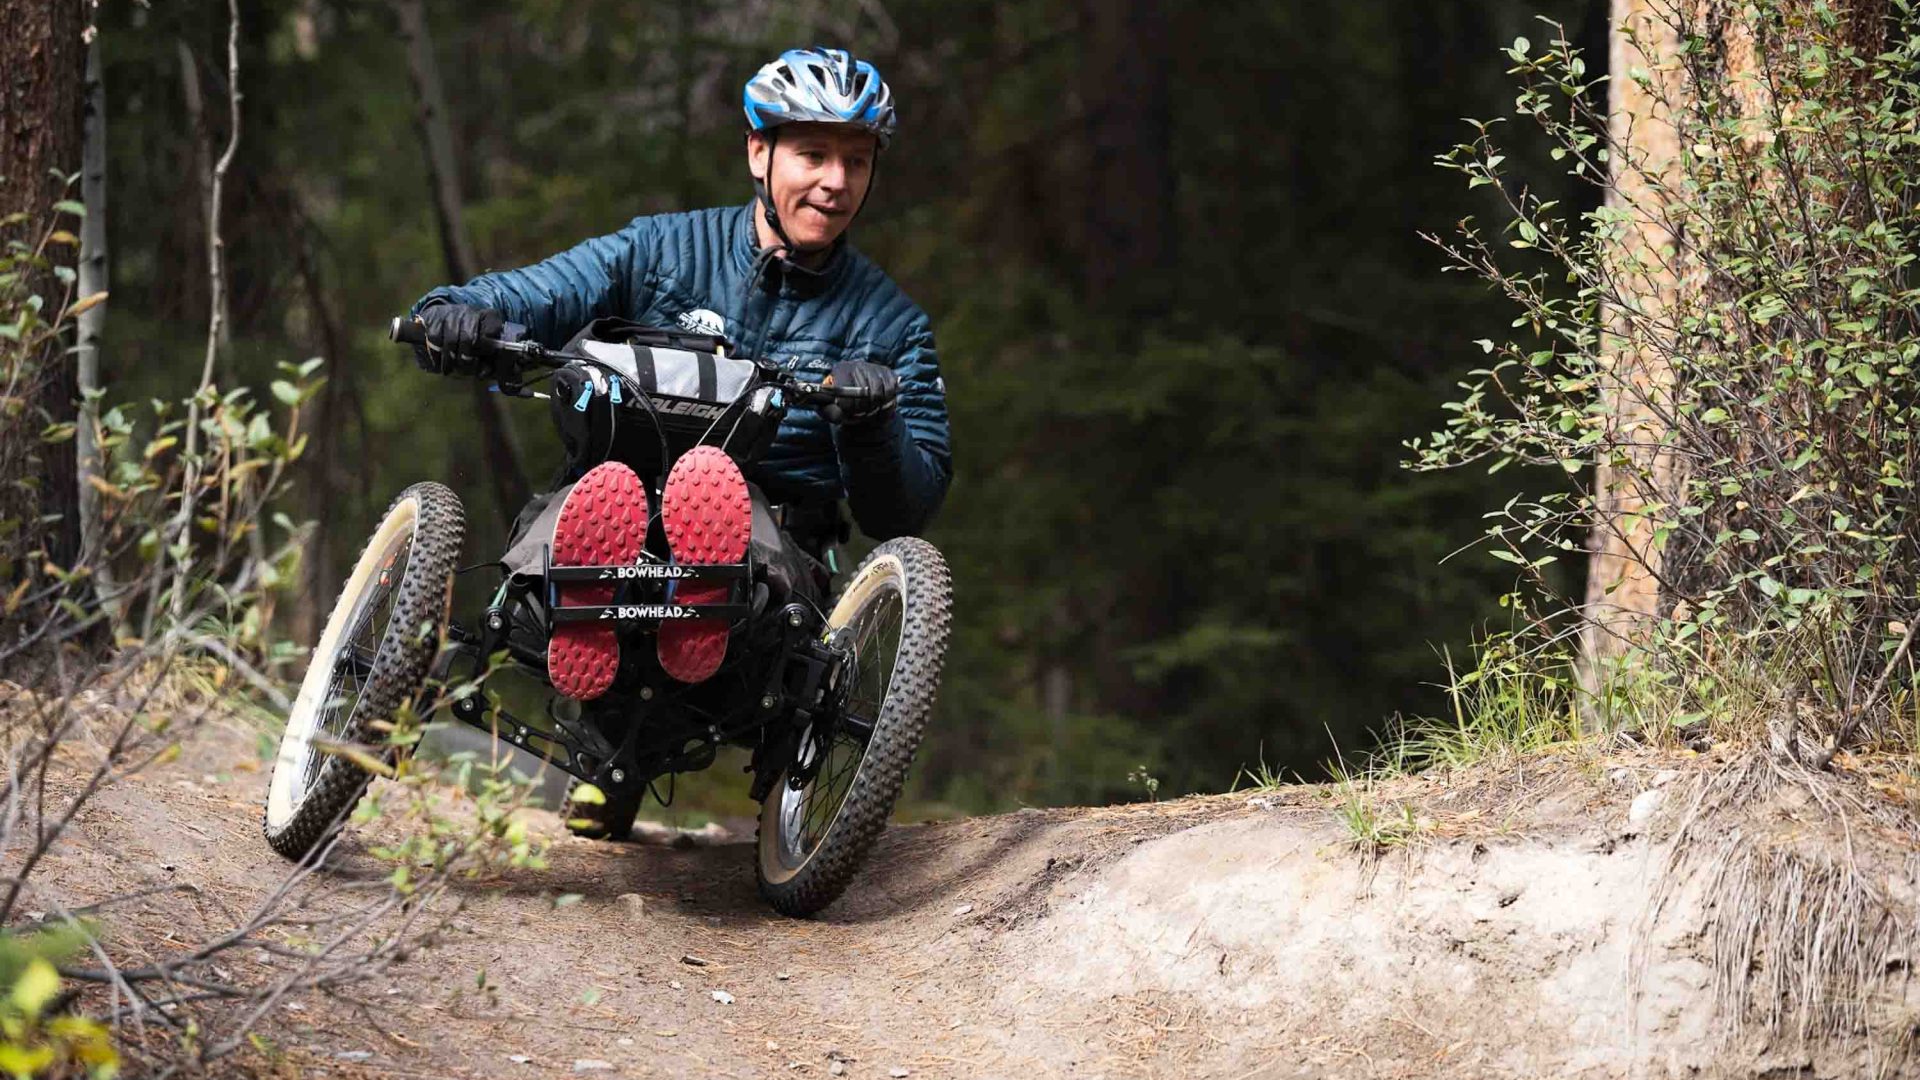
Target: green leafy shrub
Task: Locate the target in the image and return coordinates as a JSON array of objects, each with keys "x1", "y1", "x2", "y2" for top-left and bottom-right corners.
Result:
[{"x1": 1412, "y1": 3, "x2": 1920, "y2": 750}]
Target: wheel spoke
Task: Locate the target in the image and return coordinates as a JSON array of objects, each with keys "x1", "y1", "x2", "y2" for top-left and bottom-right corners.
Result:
[
  {"x1": 767, "y1": 555, "x2": 931, "y2": 886},
  {"x1": 340, "y1": 644, "x2": 377, "y2": 686},
  {"x1": 298, "y1": 537, "x2": 412, "y2": 794}
]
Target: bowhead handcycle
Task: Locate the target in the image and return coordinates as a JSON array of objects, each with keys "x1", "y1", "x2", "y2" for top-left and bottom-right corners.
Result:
[{"x1": 259, "y1": 315, "x2": 950, "y2": 916}]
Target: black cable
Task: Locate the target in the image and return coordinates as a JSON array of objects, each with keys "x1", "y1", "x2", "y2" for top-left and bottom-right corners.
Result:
[{"x1": 572, "y1": 353, "x2": 671, "y2": 491}]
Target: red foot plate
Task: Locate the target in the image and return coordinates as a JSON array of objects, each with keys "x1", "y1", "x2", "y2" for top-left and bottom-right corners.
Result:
[
  {"x1": 547, "y1": 462, "x2": 649, "y2": 700},
  {"x1": 658, "y1": 447, "x2": 751, "y2": 683}
]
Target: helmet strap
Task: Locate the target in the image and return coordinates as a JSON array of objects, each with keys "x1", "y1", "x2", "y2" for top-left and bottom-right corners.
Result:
[
  {"x1": 750, "y1": 125, "x2": 879, "y2": 266},
  {"x1": 752, "y1": 128, "x2": 802, "y2": 252}
]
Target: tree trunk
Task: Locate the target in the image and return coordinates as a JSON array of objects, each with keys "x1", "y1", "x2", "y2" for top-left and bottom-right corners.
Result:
[
  {"x1": 0, "y1": 0, "x2": 87, "y2": 581},
  {"x1": 75, "y1": 38, "x2": 117, "y2": 622},
  {"x1": 1580, "y1": 0, "x2": 1688, "y2": 680},
  {"x1": 287, "y1": 198, "x2": 348, "y2": 645},
  {"x1": 1078, "y1": 0, "x2": 1171, "y2": 317},
  {"x1": 176, "y1": 39, "x2": 230, "y2": 361},
  {"x1": 1580, "y1": 0, "x2": 1889, "y2": 691},
  {"x1": 1074, "y1": 0, "x2": 1176, "y2": 772},
  {"x1": 393, "y1": 0, "x2": 532, "y2": 522}
]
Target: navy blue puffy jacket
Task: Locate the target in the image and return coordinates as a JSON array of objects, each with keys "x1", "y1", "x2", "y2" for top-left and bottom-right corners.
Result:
[{"x1": 411, "y1": 203, "x2": 951, "y2": 540}]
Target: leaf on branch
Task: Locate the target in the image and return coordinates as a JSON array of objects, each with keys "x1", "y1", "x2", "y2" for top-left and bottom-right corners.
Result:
[
  {"x1": 314, "y1": 739, "x2": 398, "y2": 779},
  {"x1": 11, "y1": 957, "x2": 59, "y2": 1017},
  {"x1": 64, "y1": 291, "x2": 107, "y2": 318}
]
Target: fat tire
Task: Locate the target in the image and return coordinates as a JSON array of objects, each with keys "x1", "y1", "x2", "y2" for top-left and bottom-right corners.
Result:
[
  {"x1": 262, "y1": 482, "x2": 465, "y2": 860},
  {"x1": 756, "y1": 536, "x2": 951, "y2": 916}
]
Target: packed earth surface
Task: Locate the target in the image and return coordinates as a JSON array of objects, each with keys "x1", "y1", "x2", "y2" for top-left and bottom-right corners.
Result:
[{"x1": 26, "y1": 688, "x2": 1920, "y2": 1080}]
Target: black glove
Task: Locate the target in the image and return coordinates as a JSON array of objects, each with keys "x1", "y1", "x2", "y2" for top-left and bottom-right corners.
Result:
[
  {"x1": 820, "y1": 361, "x2": 899, "y2": 426},
  {"x1": 412, "y1": 302, "x2": 505, "y2": 375}
]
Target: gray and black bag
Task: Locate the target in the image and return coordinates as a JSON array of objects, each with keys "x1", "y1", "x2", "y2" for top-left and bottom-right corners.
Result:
[{"x1": 550, "y1": 317, "x2": 782, "y2": 479}]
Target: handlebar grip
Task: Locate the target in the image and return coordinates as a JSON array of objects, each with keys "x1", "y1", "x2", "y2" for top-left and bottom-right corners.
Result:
[{"x1": 389, "y1": 315, "x2": 427, "y2": 347}]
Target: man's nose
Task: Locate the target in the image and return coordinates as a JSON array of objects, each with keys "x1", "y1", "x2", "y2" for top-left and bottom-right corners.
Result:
[{"x1": 817, "y1": 160, "x2": 847, "y2": 193}]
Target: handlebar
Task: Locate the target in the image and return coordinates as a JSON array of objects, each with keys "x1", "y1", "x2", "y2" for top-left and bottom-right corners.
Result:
[{"x1": 389, "y1": 314, "x2": 875, "y2": 405}]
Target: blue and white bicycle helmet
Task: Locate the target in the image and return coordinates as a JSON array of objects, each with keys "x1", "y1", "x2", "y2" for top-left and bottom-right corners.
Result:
[{"x1": 743, "y1": 48, "x2": 896, "y2": 149}]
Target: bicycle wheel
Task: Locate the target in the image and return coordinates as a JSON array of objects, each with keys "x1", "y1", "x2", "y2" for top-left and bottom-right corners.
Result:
[
  {"x1": 756, "y1": 537, "x2": 951, "y2": 916},
  {"x1": 262, "y1": 482, "x2": 465, "y2": 860}
]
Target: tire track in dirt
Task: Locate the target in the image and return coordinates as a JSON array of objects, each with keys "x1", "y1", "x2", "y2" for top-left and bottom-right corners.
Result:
[
  {"x1": 37, "y1": 703, "x2": 1919, "y2": 1079},
  {"x1": 37, "y1": 709, "x2": 1248, "y2": 1079}
]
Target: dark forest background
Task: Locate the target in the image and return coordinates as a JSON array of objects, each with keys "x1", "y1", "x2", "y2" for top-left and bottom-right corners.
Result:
[{"x1": 94, "y1": 0, "x2": 1602, "y2": 812}]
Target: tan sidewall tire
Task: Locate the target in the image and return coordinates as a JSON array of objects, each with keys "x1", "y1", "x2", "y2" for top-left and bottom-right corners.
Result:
[
  {"x1": 262, "y1": 482, "x2": 464, "y2": 860},
  {"x1": 755, "y1": 537, "x2": 951, "y2": 916}
]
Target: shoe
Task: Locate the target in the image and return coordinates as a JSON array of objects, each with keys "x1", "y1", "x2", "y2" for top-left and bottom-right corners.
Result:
[
  {"x1": 658, "y1": 446, "x2": 751, "y2": 683},
  {"x1": 547, "y1": 461, "x2": 649, "y2": 700}
]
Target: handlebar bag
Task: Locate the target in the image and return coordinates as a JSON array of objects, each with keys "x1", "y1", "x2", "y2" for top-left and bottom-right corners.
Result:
[{"x1": 551, "y1": 317, "x2": 781, "y2": 478}]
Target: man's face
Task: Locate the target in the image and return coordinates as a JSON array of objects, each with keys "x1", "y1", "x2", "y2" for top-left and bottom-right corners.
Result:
[{"x1": 747, "y1": 123, "x2": 876, "y2": 251}]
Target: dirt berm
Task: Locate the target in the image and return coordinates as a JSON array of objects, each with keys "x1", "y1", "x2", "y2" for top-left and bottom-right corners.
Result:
[{"x1": 37, "y1": 704, "x2": 1920, "y2": 1079}]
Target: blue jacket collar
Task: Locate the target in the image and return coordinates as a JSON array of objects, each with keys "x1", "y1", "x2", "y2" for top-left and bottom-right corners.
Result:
[{"x1": 733, "y1": 202, "x2": 851, "y2": 296}]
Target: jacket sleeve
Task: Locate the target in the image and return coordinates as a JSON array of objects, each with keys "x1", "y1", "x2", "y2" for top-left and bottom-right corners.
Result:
[
  {"x1": 833, "y1": 311, "x2": 953, "y2": 539},
  {"x1": 409, "y1": 217, "x2": 655, "y2": 348}
]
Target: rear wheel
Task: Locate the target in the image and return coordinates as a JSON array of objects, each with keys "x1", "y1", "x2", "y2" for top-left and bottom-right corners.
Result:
[
  {"x1": 262, "y1": 483, "x2": 465, "y2": 859},
  {"x1": 756, "y1": 537, "x2": 951, "y2": 916}
]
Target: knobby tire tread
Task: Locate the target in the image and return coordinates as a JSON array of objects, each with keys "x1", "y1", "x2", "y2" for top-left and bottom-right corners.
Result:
[
  {"x1": 262, "y1": 482, "x2": 465, "y2": 860},
  {"x1": 757, "y1": 536, "x2": 952, "y2": 917}
]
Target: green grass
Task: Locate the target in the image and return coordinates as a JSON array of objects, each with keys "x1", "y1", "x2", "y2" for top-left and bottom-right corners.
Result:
[
  {"x1": 1378, "y1": 642, "x2": 1586, "y2": 776},
  {"x1": 1325, "y1": 757, "x2": 1425, "y2": 850}
]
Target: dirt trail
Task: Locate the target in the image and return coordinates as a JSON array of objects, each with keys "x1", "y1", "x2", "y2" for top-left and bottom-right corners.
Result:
[{"x1": 35, "y1": 707, "x2": 1920, "y2": 1079}]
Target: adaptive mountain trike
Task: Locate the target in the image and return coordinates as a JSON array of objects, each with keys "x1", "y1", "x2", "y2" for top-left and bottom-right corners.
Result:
[{"x1": 259, "y1": 315, "x2": 951, "y2": 916}]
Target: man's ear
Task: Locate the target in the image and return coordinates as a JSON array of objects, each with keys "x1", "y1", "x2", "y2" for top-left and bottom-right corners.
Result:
[{"x1": 746, "y1": 131, "x2": 770, "y2": 182}]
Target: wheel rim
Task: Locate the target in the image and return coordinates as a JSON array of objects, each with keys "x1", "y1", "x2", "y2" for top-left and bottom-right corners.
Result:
[
  {"x1": 265, "y1": 496, "x2": 420, "y2": 829},
  {"x1": 763, "y1": 554, "x2": 906, "y2": 881},
  {"x1": 295, "y1": 535, "x2": 410, "y2": 795}
]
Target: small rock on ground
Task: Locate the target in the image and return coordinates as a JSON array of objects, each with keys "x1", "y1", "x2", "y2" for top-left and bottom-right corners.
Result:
[{"x1": 1629, "y1": 788, "x2": 1664, "y2": 826}]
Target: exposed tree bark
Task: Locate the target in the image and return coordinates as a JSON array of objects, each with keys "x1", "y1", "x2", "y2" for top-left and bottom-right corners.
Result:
[
  {"x1": 1581, "y1": 0, "x2": 1688, "y2": 679},
  {"x1": 1581, "y1": 0, "x2": 1890, "y2": 689},
  {"x1": 176, "y1": 39, "x2": 229, "y2": 361},
  {"x1": 76, "y1": 38, "x2": 118, "y2": 623},
  {"x1": 0, "y1": 0, "x2": 88, "y2": 579},
  {"x1": 1079, "y1": 0, "x2": 1171, "y2": 316},
  {"x1": 393, "y1": 0, "x2": 532, "y2": 523}
]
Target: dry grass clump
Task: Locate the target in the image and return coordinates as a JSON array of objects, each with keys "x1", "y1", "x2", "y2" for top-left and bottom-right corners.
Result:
[{"x1": 1636, "y1": 753, "x2": 1920, "y2": 1071}]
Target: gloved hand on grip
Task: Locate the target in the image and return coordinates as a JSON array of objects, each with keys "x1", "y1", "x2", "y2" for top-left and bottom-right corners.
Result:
[
  {"x1": 820, "y1": 360, "x2": 899, "y2": 426},
  {"x1": 412, "y1": 302, "x2": 505, "y2": 375}
]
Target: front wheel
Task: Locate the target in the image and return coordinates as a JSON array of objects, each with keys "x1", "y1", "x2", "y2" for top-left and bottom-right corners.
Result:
[
  {"x1": 756, "y1": 537, "x2": 951, "y2": 916},
  {"x1": 262, "y1": 482, "x2": 465, "y2": 860}
]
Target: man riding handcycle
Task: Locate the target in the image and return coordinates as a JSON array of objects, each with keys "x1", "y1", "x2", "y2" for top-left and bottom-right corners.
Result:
[{"x1": 259, "y1": 48, "x2": 953, "y2": 916}]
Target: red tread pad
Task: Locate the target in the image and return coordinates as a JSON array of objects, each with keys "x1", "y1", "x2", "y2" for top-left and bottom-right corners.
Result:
[
  {"x1": 658, "y1": 447, "x2": 751, "y2": 683},
  {"x1": 548, "y1": 462, "x2": 649, "y2": 700}
]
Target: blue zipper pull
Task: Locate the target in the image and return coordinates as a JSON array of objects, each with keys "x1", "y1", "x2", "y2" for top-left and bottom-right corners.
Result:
[
  {"x1": 572, "y1": 383, "x2": 594, "y2": 412},
  {"x1": 608, "y1": 375, "x2": 623, "y2": 404}
]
